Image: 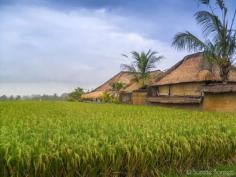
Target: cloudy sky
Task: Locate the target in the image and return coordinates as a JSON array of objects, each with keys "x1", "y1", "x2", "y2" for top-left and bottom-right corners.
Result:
[{"x1": 0, "y1": 0, "x2": 235, "y2": 96}]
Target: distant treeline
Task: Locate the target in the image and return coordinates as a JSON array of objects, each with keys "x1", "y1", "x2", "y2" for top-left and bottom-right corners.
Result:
[
  {"x1": 0, "y1": 93, "x2": 69, "y2": 101},
  {"x1": 0, "y1": 87, "x2": 86, "y2": 101}
]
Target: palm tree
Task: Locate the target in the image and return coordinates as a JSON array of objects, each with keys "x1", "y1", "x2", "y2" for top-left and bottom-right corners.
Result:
[
  {"x1": 172, "y1": 0, "x2": 236, "y2": 84},
  {"x1": 121, "y1": 49, "x2": 163, "y2": 88},
  {"x1": 110, "y1": 82, "x2": 125, "y2": 98}
]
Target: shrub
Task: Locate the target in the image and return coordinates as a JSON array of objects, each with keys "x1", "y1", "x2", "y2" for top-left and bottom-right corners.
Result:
[{"x1": 67, "y1": 87, "x2": 84, "y2": 101}]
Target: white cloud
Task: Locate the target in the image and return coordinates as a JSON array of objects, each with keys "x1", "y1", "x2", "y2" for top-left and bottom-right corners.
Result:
[{"x1": 0, "y1": 5, "x2": 187, "y2": 95}]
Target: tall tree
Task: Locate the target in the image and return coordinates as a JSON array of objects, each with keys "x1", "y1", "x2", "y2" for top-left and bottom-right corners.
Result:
[
  {"x1": 121, "y1": 49, "x2": 163, "y2": 88},
  {"x1": 172, "y1": 0, "x2": 236, "y2": 83}
]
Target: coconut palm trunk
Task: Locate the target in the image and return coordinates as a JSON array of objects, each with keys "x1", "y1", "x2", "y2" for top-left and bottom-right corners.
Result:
[{"x1": 220, "y1": 59, "x2": 231, "y2": 83}]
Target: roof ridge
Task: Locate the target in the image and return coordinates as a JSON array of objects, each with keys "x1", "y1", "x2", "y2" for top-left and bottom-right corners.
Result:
[
  {"x1": 182, "y1": 52, "x2": 203, "y2": 61},
  {"x1": 152, "y1": 52, "x2": 203, "y2": 85},
  {"x1": 93, "y1": 72, "x2": 123, "y2": 92},
  {"x1": 94, "y1": 70, "x2": 162, "y2": 92}
]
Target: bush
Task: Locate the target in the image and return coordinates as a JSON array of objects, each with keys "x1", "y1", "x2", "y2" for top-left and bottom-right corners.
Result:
[
  {"x1": 67, "y1": 87, "x2": 84, "y2": 101},
  {"x1": 101, "y1": 92, "x2": 119, "y2": 103}
]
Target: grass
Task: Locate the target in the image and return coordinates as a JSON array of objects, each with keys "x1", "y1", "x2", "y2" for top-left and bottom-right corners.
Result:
[{"x1": 0, "y1": 101, "x2": 235, "y2": 177}]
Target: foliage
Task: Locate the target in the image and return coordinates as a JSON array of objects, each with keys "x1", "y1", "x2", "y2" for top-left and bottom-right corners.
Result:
[
  {"x1": 67, "y1": 87, "x2": 84, "y2": 101},
  {"x1": 110, "y1": 82, "x2": 125, "y2": 100},
  {"x1": 110, "y1": 82, "x2": 124, "y2": 92},
  {"x1": 101, "y1": 92, "x2": 113, "y2": 103},
  {"x1": 121, "y1": 49, "x2": 163, "y2": 87},
  {"x1": 101, "y1": 92, "x2": 119, "y2": 103},
  {"x1": 0, "y1": 101, "x2": 236, "y2": 177},
  {"x1": 0, "y1": 95, "x2": 8, "y2": 101},
  {"x1": 172, "y1": 0, "x2": 236, "y2": 83}
]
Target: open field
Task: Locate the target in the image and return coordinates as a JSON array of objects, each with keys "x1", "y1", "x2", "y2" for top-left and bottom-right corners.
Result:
[{"x1": 0, "y1": 101, "x2": 236, "y2": 177}]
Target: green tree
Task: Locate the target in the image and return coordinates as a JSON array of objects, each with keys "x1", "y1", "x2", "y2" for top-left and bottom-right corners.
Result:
[
  {"x1": 121, "y1": 49, "x2": 163, "y2": 88},
  {"x1": 15, "y1": 95, "x2": 21, "y2": 100},
  {"x1": 0, "y1": 95, "x2": 7, "y2": 101},
  {"x1": 110, "y1": 82, "x2": 124, "y2": 92},
  {"x1": 101, "y1": 92, "x2": 114, "y2": 103},
  {"x1": 172, "y1": 0, "x2": 236, "y2": 84},
  {"x1": 67, "y1": 87, "x2": 84, "y2": 101},
  {"x1": 109, "y1": 82, "x2": 125, "y2": 102}
]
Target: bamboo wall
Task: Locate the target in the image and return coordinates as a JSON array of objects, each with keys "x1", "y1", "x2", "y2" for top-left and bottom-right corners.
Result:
[
  {"x1": 158, "y1": 83, "x2": 203, "y2": 97},
  {"x1": 203, "y1": 92, "x2": 236, "y2": 112},
  {"x1": 132, "y1": 91, "x2": 147, "y2": 105},
  {"x1": 170, "y1": 83, "x2": 203, "y2": 96},
  {"x1": 159, "y1": 86, "x2": 169, "y2": 96},
  {"x1": 119, "y1": 92, "x2": 132, "y2": 104}
]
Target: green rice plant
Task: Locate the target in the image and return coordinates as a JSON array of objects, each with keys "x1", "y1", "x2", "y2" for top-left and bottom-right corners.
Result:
[{"x1": 0, "y1": 101, "x2": 235, "y2": 177}]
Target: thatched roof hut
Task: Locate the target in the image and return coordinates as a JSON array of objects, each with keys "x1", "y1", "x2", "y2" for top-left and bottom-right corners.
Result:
[
  {"x1": 152, "y1": 52, "x2": 236, "y2": 86},
  {"x1": 147, "y1": 53, "x2": 236, "y2": 105},
  {"x1": 82, "y1": 70, "x2": 162, "y2": 101}
]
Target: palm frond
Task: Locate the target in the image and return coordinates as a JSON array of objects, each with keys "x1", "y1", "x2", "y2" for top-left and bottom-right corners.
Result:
[
  {"x1": 232, "y1": 58, "x2": 236, "y2": 65},
  {"x1": 146, "y1": 50, "x2": 157, "y2": 59},
  {"x1": 120, "y1": 64, "x2": 136, "y2": 73},
  {"x1": 121, "y1": 53, "x2": 128, "y2": 58},
  {"x1": 226, "y1": 34, "x2": 236, "y2": 57},
  {"x1": 215, "y1": 0, "x2": 226, "y2": 10},
  {"x1": 110, "y1": 82, "x2": 124, "y2": 92},
  {"x1": 146, "y1": 55, "x2": 163, "y2": 71},
  {"x1": 121, "y1": 49, "x2": 163, "y2": 86},
  {"x1": 198, "y1": 0, "x2": 210, "y2": 5},
  {"x1": 195, "y1": 10, "x2": 222, "y2": 37},
  {"x1": 172, "y1": 31, "x2": 207, "y2": 52},
  {"x1": 229, "y1": 10, "x2": 236, "y2": 36},
  {"x1": 145, "y1": 49, "x2": 152, "y2": 57},
  {"x1": 203, "y1": 41, "x2": 219, "y2": 63},
  {"x1": 173, "y1": 0, "x2": 235, "y2": 83},
  {"x1": 131, "y1": 74, "x2": 141, "y2": 83},
  {"x1": 131, "y1": 51, "x2": 140, "y2": 62}
]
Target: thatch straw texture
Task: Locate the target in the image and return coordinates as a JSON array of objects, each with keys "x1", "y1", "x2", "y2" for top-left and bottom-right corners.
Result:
[
  {"x1": 81, "y1": 91, "x2": 104, "y2": 100},
  {"x1": 152, "y1": 53, "x2": 236, "y2": 86},
  {"x1": 82, "y1": 70, "x2": 162, "y2": 100}
]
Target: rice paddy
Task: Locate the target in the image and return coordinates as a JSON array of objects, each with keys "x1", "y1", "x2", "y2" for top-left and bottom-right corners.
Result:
[{"x1": 0, "y1": 101, "x2": 236, "y2": 177}]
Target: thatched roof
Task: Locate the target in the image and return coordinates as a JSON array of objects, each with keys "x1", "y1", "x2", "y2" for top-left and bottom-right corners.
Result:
[
  {"x1": 152, "y1": 53, "x2": 236, "y2": 86},
  {"x1": 82, "y1": 70, "x2": 162, "y2": 100},
  {"x1": 81, "y1": 91, "x2": 104, "y2": 100},
  {"x1": 203, "y1": 84, "x2": 236, "y2": 93}
]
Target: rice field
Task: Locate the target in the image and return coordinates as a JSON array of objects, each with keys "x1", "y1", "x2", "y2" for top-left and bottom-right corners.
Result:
[{"x1": 0, "y1": 101, "x2": 236, "y2": 177}]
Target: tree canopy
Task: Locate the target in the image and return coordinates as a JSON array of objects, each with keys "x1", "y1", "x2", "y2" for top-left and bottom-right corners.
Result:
[
  {"x1": 121, "y1": 49, "x2": 163, "y2": 88},
  {"x1": 172, "y1": 0, "x2": 236, "y2": 83}
]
